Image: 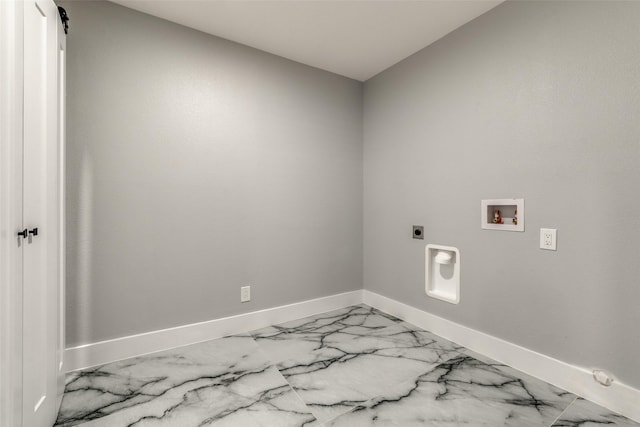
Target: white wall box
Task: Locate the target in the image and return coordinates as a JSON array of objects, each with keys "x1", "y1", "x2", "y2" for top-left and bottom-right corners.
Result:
[
  {"x1": 425, "y1": 244, "x2": 461, "y2": 304},
  {"x1": 481, "y1": 198, "x2": 524, "y2": 232}
]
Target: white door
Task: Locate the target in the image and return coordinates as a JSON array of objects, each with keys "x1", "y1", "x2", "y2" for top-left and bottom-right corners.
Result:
[
  {"x1": 22, "y1": 0, "x2": 63, "y2": 425},
  {"x1": 0, "y1": 1, "x2": 25, "y2": 426}
]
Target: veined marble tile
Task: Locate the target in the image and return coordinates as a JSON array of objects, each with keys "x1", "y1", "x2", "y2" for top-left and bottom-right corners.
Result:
[
  {"x1": 552, "y1": 397, "x2": 640, "y2": 427},
  {"x1": 251, "y1": 305, "x2": 465, "y2": 423},
  {"x1": 76, "y1": 367, "x2": 318, "y2": 427},
  {"x1": 58, "y1": 305, "x2": 625, "y2": 427},
  {"x1": 252, "y1": 305, "x2": 464, "y2": 368},
  {"x1": 385, "y1": 321, "x2": 466, "y2": 362},
  {"x1": 459, "y1": 347, "x2": 583, "y2": 415},
  {"x1": 54, "y1": 336, "x2": 317, "y2": 427},
  {"x1": 251, "y1": 305, "x2": 402, "y2": 373},
  {"x1": 326, "y1": 354, "x2": 576, "y2": 427},
  {"x1": 251, "y1": 305, "x2": 399, "y2": 360}
]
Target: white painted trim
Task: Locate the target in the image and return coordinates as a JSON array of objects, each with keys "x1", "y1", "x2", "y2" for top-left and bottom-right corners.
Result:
[
  {"x1": 65, "y1": 290, "x2": 363, "y2": 372},
  {"x1": 56, "y1": 21, "x2": 67, "y2": 411},
  {"x1": 0, "y1": 2, "x2": 24, "y2": 427},
  {"x1": 363, "y1": 290, "x2": 640, "y2": 423}
]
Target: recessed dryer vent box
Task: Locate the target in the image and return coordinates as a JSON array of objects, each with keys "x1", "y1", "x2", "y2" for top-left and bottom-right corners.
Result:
[{"x1": 481, "y1": 198, "x2": 524, "y2": 232}]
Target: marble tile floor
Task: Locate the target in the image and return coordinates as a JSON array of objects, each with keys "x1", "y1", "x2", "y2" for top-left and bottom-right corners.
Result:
[{"x1": 55, "y1": 305, "x2": 639, "y2": 427}]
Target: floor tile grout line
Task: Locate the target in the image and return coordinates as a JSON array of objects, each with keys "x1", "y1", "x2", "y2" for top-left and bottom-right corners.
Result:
[
  {"x1": 271, "y1": 358, "x2": 331, "y2": 425},
  {"x1": 548, "y1": 396, "x2": 578, "y2": 427},
  {"x1": 245, "y1": 309, "x2": 429, "y2": 426},
  {"x1": 249, "y1": 334, "x2": 327, "y2": 425}
]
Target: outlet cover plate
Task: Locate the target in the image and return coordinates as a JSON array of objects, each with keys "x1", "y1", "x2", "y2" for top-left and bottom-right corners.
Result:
[
  {"x1": 540, "y1": 228, "x2": 557, "y2": 251},
  {"x1": 241, "y1": 286, "x2": 251, "y2": 302}
]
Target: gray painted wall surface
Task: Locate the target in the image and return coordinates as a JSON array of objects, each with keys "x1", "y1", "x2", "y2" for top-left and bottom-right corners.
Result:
[
  {"x1": 62, "y1": 1, "x2": 363, "y2": 346},
  {"x1": 364, "y1": 1, "x2": 640, "y2": 388}
]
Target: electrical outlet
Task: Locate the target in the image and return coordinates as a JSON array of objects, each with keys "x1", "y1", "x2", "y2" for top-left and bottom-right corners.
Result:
[
  {"x1": 540, "y1": 228, "x2": 557, "y2": 251},
  {"x1": 241, "y1": 286, "x2": 251, "y2": 302}
]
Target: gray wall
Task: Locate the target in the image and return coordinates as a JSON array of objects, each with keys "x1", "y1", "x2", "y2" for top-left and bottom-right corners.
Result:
[
  {"x1": 364, "y1": 1, "x2": 640, "y2": 389},
  {"x1": 62, "y1": 1, "x2": 363, "y2": 347}
]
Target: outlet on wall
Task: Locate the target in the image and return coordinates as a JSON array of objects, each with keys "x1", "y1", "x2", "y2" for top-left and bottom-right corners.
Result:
[
  {"x1": 540, "y1": 228, "x2": 557, "y2": 251},
  {"x1": 241, "y1": 286, "x2": 251, "y2": 303}
]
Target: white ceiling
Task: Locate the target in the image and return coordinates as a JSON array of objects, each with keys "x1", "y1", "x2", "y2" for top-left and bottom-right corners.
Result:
[{"x1": 110, "y1": 0, "x2": 504, "y2": 81}]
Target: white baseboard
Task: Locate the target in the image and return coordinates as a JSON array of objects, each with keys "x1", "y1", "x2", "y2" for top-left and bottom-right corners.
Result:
[
  {"x1": 65, "y1": 290, "x2": 363, "y2": 372},
  {"x1": 363, "y1": 290, "x2": 640, "y2": 423}
]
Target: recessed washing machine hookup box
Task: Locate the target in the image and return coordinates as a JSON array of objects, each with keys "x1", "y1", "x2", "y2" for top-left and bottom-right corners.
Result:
[{"x1": 481, "y1": 198, "x2": 524, "y2": 232}]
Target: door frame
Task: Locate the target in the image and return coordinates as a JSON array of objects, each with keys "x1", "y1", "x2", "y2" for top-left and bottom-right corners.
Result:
[
  {"x1": 0, "y1": 1, "x2": 25, "y2": 426},
  {"x1": 57, "y1": 12, "x2": 67, "y2": 405}
]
